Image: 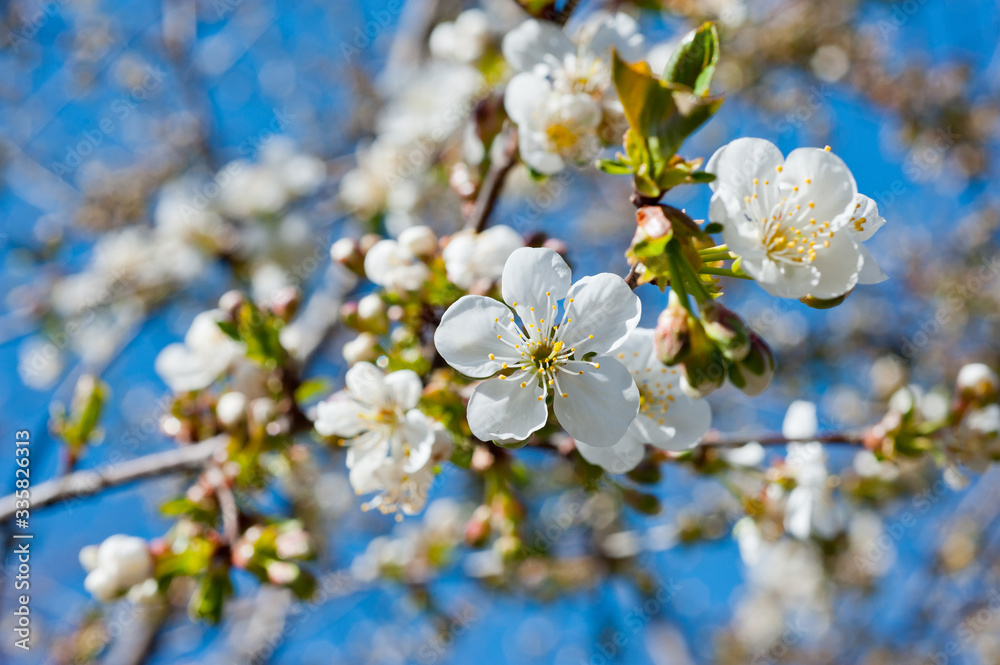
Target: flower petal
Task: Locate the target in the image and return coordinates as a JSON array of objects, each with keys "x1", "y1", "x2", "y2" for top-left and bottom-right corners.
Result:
[
  {"x1": 519, "y1": 128, "x2": 566, "y2": 175},
  {"x1": 384, "y1": 369, "x2": 423, "y2": 410},
  {"x1": 575, "y1": 432, "x2": 645, "y2": 473},
  {"x1": 808, "y1": 233, "x2": 863, "y2": 299},
  {"x1": 838, "y1": 193, "x2": 885, "y2": 242},
  {"x1": 631, "y1": 395, "x2": 711, "y2": 452},
  {"x1": 501, "y1": 19, "x2": 574, "y2": 74},
  {"x1": 501, "y1": 247, "x2": 572, "y2": 319},
  {"x1": 315, "y1": 396, "x2": 370, "y2": 438},
  {"x1": 856, "y1": 243, "x2": 888, "y2": 285},
  {"x1": 585, "y1": 12, "x2": 645, "y2": 62},
  {"x1": 746, "y1": 256, "x2": 818, "y2": 299},
  {"x1": 560, "y1": 273, "x2": 641, "y2": 357},
  {"x1": 554, "y1": 357, "x2": 639, "y2": 447},
  {"x1": 706, "y1": 138, "x2": 784, "y2": 204},
  {"x1": 396, "y1": 409, "x2": 435, "y2": 472},
  {"x1": 434, "y1": 295, "x2": 520, "y2": 378},
  {"x1": 466, "y1": 374, "x2": 547, "y2": 442},
  {"x1": 345, "y1": 362, "x2": 390, "y2": 406},
  {"x1": 777, "y1": 147, "x2": 857, "y2": 225},
  {"x1": 613, "y1": 327, "x2": 656, "y2": 371},
  {"x1": 504, "y1": 72, "x2": 551, "y2": 126}
]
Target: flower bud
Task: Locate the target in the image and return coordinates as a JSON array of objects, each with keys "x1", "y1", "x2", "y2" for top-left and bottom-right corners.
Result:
[
  {"x1": 956, "y1": 363, "x2": 999, "y2": 405},
  {"x1": 330, "y1": 237, "x2": 365, "y2": 274},
  {"x1": 339, "y1": 301, "x2": 359, "y2": 329},
  {"x1": 218, "y1": 290, "x2": 246, "y2": 319},
  {"x1": 356, "y1": 293, "x2": 388, "y2": 334},
  {"x1": 397, "y1": 225, "x2": 438, "y2": 258},
  {"x1": 465, "y1": 505, "x2": 492, "y2": 547},
  {"x1": 216, "y1": 391, "x2": 247, "y2": 427},
  {"x1": 653, "y1": 292, "x2": 690, "y2": 365},
  {"x1": 342, "y1": 332, "x2": 380, "y2": 365},
  {"x1": 270, "y1": 285, "x2": 301, "y2": 322},
  {"x1": 699, "y1": 300, "x2": 750, "y2": 361},
  {"x1": 727, "y1": 332, "x2": 775, "y2": 396},
  {"x1": 679, "y1": 316, "x2": 726, "y2": 397}
]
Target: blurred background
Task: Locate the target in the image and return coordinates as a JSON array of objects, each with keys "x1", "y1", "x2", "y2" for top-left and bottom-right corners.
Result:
[{"x1": 1, "y1": 0, "x2": 1000, "y2": 663}]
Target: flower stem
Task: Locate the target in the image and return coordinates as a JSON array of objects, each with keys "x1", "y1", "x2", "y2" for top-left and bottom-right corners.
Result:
[
  {"x1": 698, "y1": 250, "x2": 737, "y2": 262},
  {"x1": 666, "y1": 250, "x2": 694, "y2": 315},
  {"x1": 699, "y1": 266, "x2": 753, "y2": 280}
]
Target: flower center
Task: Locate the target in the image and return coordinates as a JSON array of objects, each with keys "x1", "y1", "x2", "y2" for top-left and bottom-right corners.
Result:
[
  {"x1": 546, "y1": 123, "x2": 579, "y2": 151},
  {"x1": 488, "y1": 293, "x2": 601, "y2": 401},
  {"x1": 742, "y1": 173, "x2": 836, "y2": 265}
]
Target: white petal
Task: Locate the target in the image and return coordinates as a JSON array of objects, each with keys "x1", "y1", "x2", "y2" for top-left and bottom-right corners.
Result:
[
  {"x1": 585, "y1": 13, "x2": 645, "y2": 62},
  {"x1": 501, "y1": 19, "x2": 574, "y2": 73},
  {"x1": 856, "y1": 243, "x2": 888, "y2": 285},
  {"x1": 560, "y1": 273, "x2": 641, "y2": 357},
  {"x1": 384, "y1": 369, "x2": 423, "y2": 410},
  {"x1": 784, "y1": 487, "x2": 814, "y2": 540},
  {"x1": 783, "y1": 400, "x2": 818, "y2": 439},
  {"x1": 777, "y1": 148, "x2": 857, "y2": 225},
  {"x1": 614, "y1": 327, "x2": 656, "y2": 371},
  {"x1": 315, "y1": 396, "x2": 370, "y2": 438},
  {"x1": 706, "y1": 138, "x2": 784, "y2": 203},
  {"x1": 751, "y1": 257, "x2": 818, "y2": 299},
  {"x1": 395, "y1": 409, "x2": 435, "y2": 472},
  {"x1": 575, "y1": 432, "x2": 645, "y2": 473},
  {"x1": 519, "y1": 130, "x2": 566, "y2": 174},
  {"x1": 553, "y1": 357, "x2": 639, "y2": 447},
  {"x1": 345, "y1": 362, "x2": 390, "y2": 406},
  {"x1": 632, "y1": 395, "x2": 711, "y2": 452},
  {"x1": 434, "y1": 295, "x2": 520, "y2": 378},
  {"x1": 155, "y1": 344, "x2": 225, "y2": 393},
  {"x1": 501, "y1": 247, "x2": 572, "y2": 319},
  {"x1": 808, "y1": 233, "x2": 862, "y2": 299},
  {"x1": 838, "y1": 193, "x2": 885, "y2": 242},
  {"x1": 345, "y1": 428, "x2": 389, "y2": 470},
  {"x1": 504, "y1": 72, "x2": 551, "y2": 125},
  {"x1": 466, "y1": 375, "x2": 547, "y2": 442}
]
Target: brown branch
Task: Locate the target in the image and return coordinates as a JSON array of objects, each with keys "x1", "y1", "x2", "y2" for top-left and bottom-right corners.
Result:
[
  {"x1": 464, "y1": 127, "x2": 519, "y2": 233},
  {"x1": 698, "y1": 429, "x2": 869, "y2": 448},
  {"x1": 0, "y1": 435, "x2": 229, "y2": 521}
]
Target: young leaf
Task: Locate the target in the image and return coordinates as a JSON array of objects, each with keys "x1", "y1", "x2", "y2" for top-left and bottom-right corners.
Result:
[{"x1": 664, "y1": 22, "x2": 720, "y2": 97}]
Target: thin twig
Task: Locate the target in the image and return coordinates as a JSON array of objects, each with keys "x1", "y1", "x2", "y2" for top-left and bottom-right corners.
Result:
[
  {"x1": 699, "y1": 429, "x2": 869, "y2": 448},
  {"x1": 465, "y1": 127, "x2": 519, "y2": 233},
  {"x1": 0, "y1": 435, "x2": 229, "y2": 521}
]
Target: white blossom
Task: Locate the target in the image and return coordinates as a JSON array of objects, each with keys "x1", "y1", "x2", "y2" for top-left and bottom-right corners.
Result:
[
  {"x1": 80, "y1": 535, "x2": 154, "y2": 602},
  {"x1": 363, "y1": 238, "x2": 430, "y2": 293},
  {"x1": 575, "y1": 328, "x2": 711, "y2": 473},
  {"x1": 314, "y1": 363, "x2": 436, "y2": 502},
  {"x1": 434, "y1": 247, "x2": 640, "y2": 445},
  {"x1": 342, "y1": 332, "x2": 380, "y2": 366},
  {"x1": 782, "y1": 401, "x2": 841, "y2": 540},
  {"x1": 707, "y1": 138, "x2": 887, "y2": 299},
  {"x1": 429, "y1": 9, "x2": 494, "y2": 64},
  {"x1": 442, "y1": 225, "x2": 523, "y2": 289},
  {"x1": 503, "y1": 73, "x2": 602, "y2": 175},
  {"x1": 957, "y1": 362, "x2": 999, "y2": 401},
  {"x1": 155, "y1": 309, "x2": 243, "y2": 393},
  {"x1": 216, "y1": 391, "x2": 248, "y2": 426}
]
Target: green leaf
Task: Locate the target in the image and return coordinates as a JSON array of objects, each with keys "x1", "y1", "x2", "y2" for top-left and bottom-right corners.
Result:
[
  {"x1": 663, "y1": 22, "x2": 720, "y2": 97},
  {"x1": 611, "y1": 50, "x2": 723, "y2": 198},
  {"x1": 703, "y1": 222, "x2": 724, "y2": 234},
  {"x1": 216, "y1": 320, "x2": 241, "y2": 341},
  {"x1": 595, "y1": 157, "x2": 633, "y2": 175},
  {"x1": 690, "y1": 171, "x2": 716, "y2": 183},
  {"x1": 294, "y1": 378, "x2": 331, "y2": 404}
]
